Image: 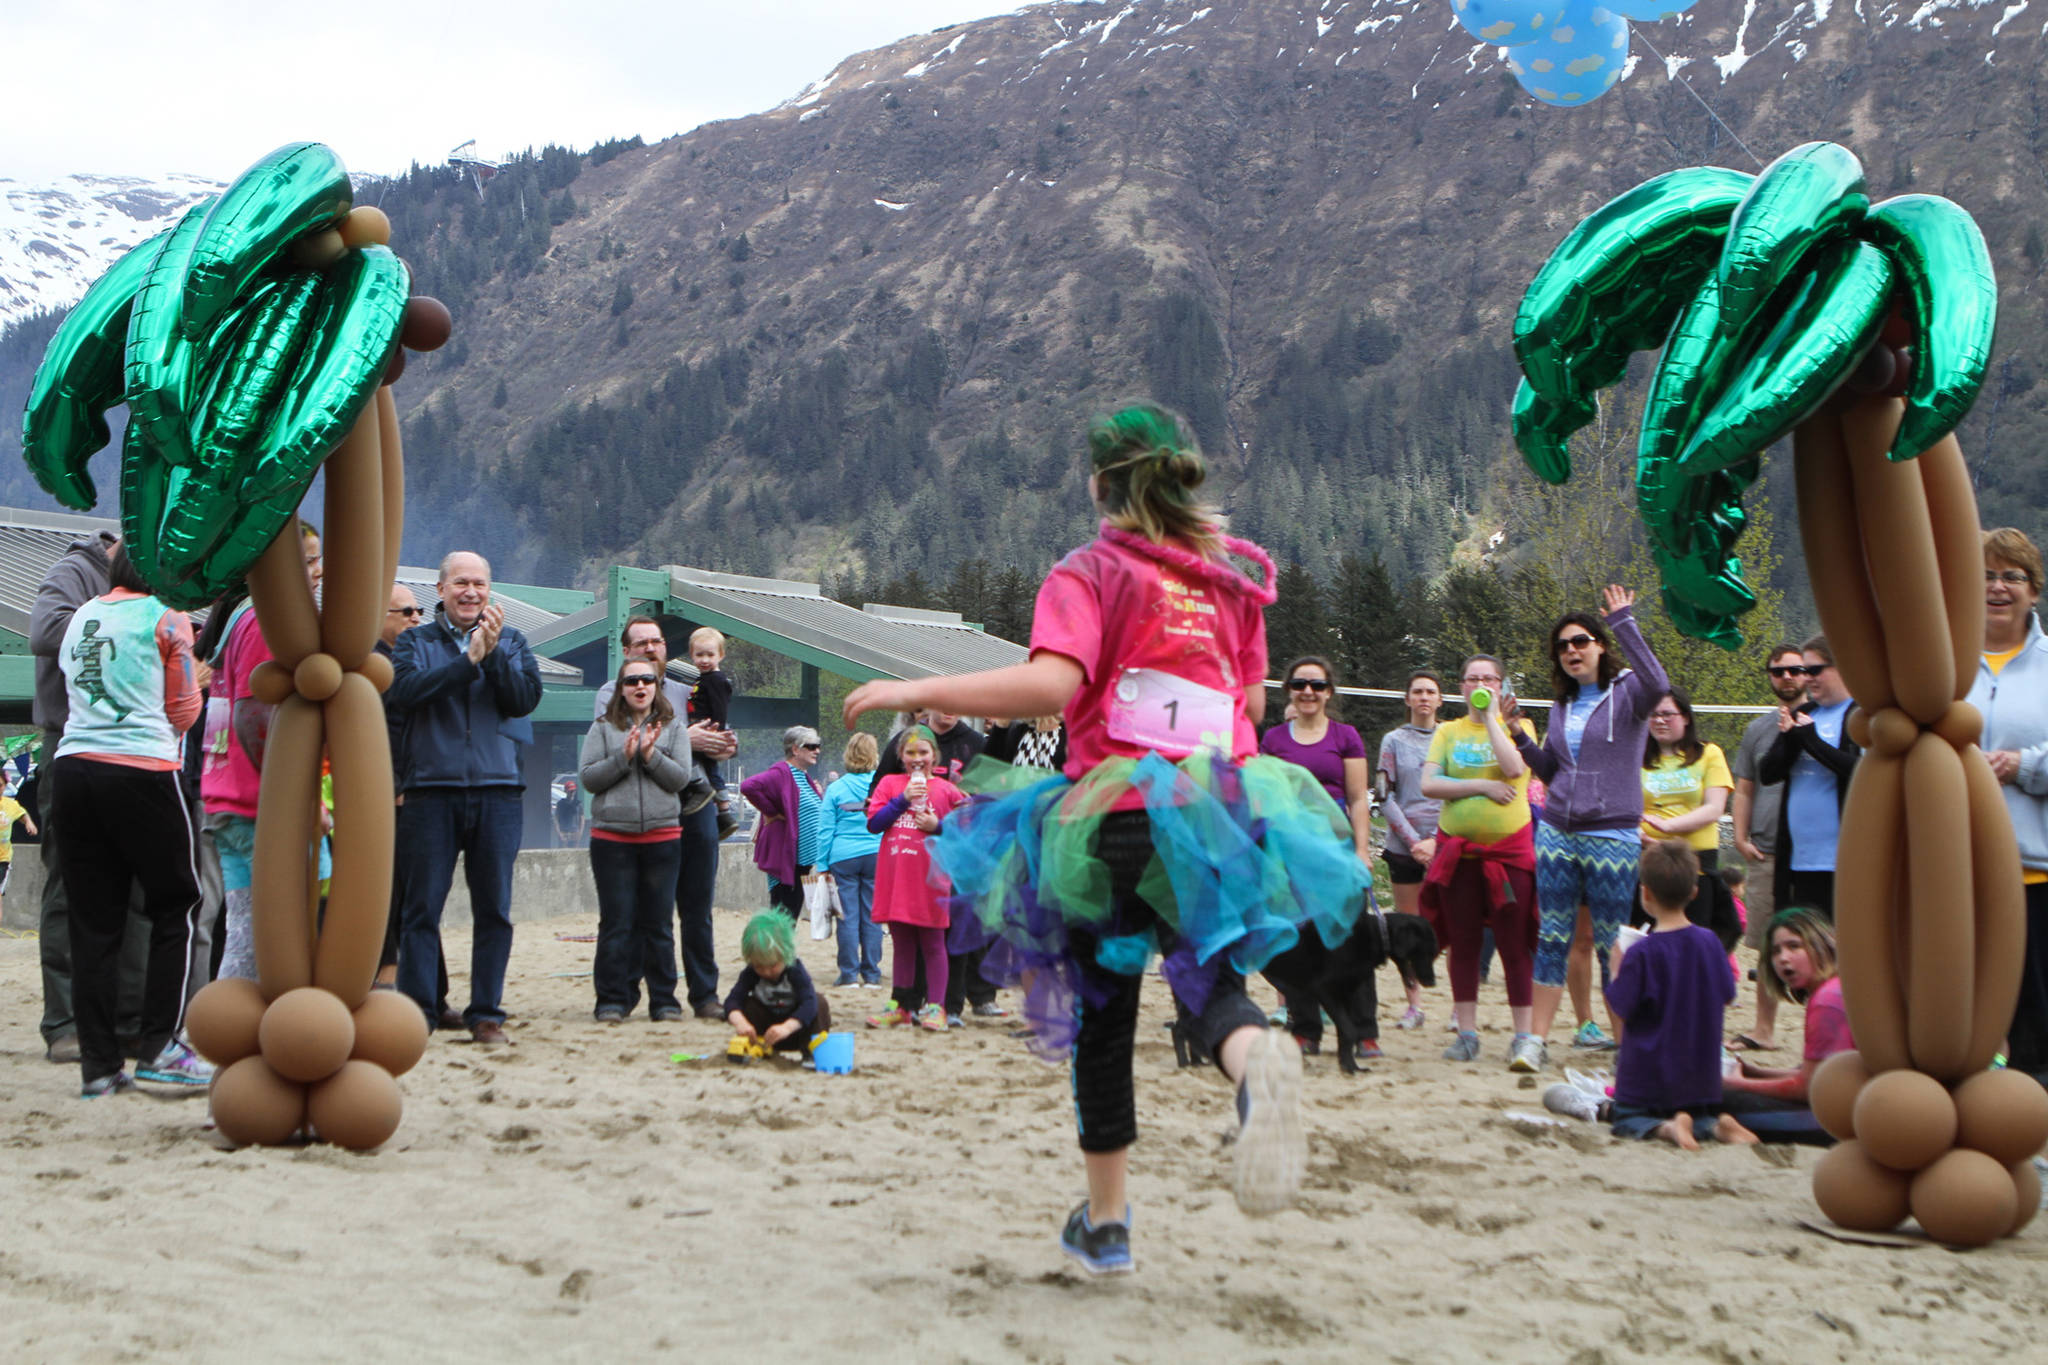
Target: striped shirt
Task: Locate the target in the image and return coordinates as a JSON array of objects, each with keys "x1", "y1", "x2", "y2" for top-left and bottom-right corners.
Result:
[{"x1": 792, "y1": 761, "x2": 824, "y2": 867}]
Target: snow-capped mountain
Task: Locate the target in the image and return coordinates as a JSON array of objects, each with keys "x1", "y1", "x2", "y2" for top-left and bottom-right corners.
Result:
[{"x1": 0, "y1": 173, "x2": 222, "y2": 334}]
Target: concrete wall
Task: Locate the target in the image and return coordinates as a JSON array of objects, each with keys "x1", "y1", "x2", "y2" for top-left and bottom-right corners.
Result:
[{"x1": 0, "y1": 842, "x2": 771, "y2": 932}]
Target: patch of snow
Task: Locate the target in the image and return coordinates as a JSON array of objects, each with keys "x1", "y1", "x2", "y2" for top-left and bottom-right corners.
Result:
[
  {"x1": 874, "y1": 198, "x2": 912, "y2": 211},
  {"x1": 1098, "y1": 3, "x2": 1140, "y2": 41},
  {"x1": 800, "y1": 107, "x2": 826, "y2": 122},
  {"x1": 0, "y1": 172, "x2": 222, "y2": 332},
  {"x1": 1715, "y1": 0, "x2": 1763, "y2": 78},
  {"x1": 1993, "y1": 0, "x2": 2027, "y2": 33}
]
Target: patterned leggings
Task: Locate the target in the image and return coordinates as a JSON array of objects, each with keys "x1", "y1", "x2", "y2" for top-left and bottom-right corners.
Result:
[{"x1": 1533, "y1": 824, "x2": 1641, "y2": 988}]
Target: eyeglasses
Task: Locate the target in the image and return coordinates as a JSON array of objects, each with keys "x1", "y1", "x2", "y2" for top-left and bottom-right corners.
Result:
[
  {"x1": 1461, "y1": 675, "x2": 1500, "y2": 687},
  {"x1": 621, "y1": 676, "x2": 659, "y2": 687},
  {"x1": 1286, "y1": 678, "x2": 1332, "y2": 693},
  {"x1": 1987, "y1": 570, "x2": 2033, "y2": 587},
  {"x1": 1649, "y1": 710, "x2": 1685, "y2": 721},
  {"x1": 1554, "y1": 633, "x2": 1598, "y2": 653},
  {"x1": 387, "y1": 606, "x2": 422, "y2": 618},
  {"x1": 1766, "y1": 665, "x2": 1813, "y2": 678}
]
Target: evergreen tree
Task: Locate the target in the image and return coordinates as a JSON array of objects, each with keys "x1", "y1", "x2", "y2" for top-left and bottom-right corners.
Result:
[{"x1": 1265, "y1": 561, "x2": 1330, "y2": 679}]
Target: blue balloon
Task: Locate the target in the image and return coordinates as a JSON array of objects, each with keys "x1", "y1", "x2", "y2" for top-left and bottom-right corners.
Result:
[
  {"x1": 1449, "y1": 0, "x2": 1571, "y2": 47},
  {"x1": 1506, "y1": 3, "x2": 1631, "y2": 107}
]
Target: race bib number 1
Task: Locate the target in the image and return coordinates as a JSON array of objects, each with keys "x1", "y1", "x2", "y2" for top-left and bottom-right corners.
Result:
[{"x1": 1106, "y1": 668, "x2": 1236, "y2": 757}]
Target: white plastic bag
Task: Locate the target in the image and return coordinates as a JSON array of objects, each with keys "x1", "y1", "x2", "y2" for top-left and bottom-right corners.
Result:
[{"x1": 805, "y1": 875, "x2": 839, "y2": 940}]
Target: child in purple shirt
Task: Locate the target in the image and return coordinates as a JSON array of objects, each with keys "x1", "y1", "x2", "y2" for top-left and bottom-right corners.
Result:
[{"x1": 1604, "y1": 841, "x2": 1757, "y2": 1149}]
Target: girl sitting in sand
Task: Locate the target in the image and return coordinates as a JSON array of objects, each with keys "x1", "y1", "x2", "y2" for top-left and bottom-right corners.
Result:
[
  {"x1": 723, "y1": 912, "x2": 831, "y2": 1054},
  {"x1": 1717, "y1": 908, "x2": 1853, "y2": 1144},
  {"x1": 865, "y1": 726, "x2": 965, "y2": 1033},
  {"x1": 842, "y1": 402, "x2": 1370, "y2": 1276}
]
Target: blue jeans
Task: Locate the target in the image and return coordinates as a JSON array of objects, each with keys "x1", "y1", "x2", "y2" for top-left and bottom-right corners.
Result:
[
  {"x1": 672, "y1": 798, "x2": 721, "y2": 1010},
  {"x1": 397, "y1": 787, "x2": 522, "y2": 1029},
  {"x1": 590, "y1": 837, "x2": 682, "y2": 1016},
  {"x1": 830, "y1": 852, "x2": 882, "y2": 982},
  {"x1": 1609, "y1": 1101, "x2": 1725, "y2": 1142}
]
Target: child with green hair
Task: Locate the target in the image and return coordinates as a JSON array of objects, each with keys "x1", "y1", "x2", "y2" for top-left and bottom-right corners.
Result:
[{"x1": 722, "y1": 911, "x2": 832, "y2": 1052}]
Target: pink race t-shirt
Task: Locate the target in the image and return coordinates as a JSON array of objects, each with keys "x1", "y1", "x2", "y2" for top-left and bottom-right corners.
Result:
[
  {"x1": 199, "y1": 607, "x2": 271, "y2": 819},
  {"x1": 1803, "y1": 977, "x2": 1855, "y2": 1064},
  {"x1": 868, "y1": 772, "x2": 964, "y2": 929},
  {"x1": 1031, "y1": 534, "x2": 1267, "y2": 779}
]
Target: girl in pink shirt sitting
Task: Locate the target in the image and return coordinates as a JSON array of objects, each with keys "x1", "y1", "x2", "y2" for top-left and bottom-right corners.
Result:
[{"x1": 1719, "y1": 908, "x2": 1853, "y2": 1143}]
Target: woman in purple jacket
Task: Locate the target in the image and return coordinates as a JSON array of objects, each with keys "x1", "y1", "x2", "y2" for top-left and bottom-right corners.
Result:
[
  {"x1": 741, "y1": 726, "x2": 825, "y2": 923},
  {"x1": 1515, "y1": 585, "x2": 1668, "y2": 1069}
]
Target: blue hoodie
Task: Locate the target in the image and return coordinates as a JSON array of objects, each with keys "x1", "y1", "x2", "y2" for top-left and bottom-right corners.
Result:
[
  {"x1": 1966, "y1": 614, "x2": 2048, "y2": 873},
  {"x1": 818, "y1": 770, "x2": 881, "y2": 868}
]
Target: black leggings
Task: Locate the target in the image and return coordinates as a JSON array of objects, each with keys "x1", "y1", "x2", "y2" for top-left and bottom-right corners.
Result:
[
  {"x1": 51, "y1": 758, "x2": 202, "y2": 1082},
  {"x1": 1072, "y1": 813, "x2": 1266, "y2": 1153},
  {"x1": 769, "y1": 866, "x2": 811, "y2": 921}
]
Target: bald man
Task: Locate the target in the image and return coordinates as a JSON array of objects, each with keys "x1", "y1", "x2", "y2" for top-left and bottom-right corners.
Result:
[{"x1": 387, "y1": 552, "x2": 542, "y2": 1044}]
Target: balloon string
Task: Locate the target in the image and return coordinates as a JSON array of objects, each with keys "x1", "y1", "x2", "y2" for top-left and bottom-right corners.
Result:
[{"x1": 1628, "y1": 26, "x2": 1766, "y2": 171}]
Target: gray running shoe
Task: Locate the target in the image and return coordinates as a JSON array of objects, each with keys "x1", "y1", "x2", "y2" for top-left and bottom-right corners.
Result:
[
  {"x1": 1543, "y1": 1083, "x2": 1603, "y2": 1123},
  {"x1": 136, "y1": 1041, "x2": 215, "y2": 1087},
  {"x1": 1443, "y1": 1030, "x2": 1481, "y2": 1062},
  {"x1": 81, "y1": 1070, "x2": 137, "y2": 1099},
  {"x1": 1058, "y1": 1202, "x2": 1133, "y2": 1275}
]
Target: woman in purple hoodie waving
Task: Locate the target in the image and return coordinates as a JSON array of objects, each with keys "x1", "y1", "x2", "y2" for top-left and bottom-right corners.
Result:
[{"x1": 1515, "y1": 584, "x2": 1669, "y2": 1071}]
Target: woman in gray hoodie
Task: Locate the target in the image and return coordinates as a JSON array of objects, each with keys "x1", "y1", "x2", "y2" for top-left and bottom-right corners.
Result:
[
  {"x1": 580, "y1": 660, "x2": 712, "y2": 1023},
  {"x1": 1514, "y1": 584, "x2": 1668, "y2": 1070}
]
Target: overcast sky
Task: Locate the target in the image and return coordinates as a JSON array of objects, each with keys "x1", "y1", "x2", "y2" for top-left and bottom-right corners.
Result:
[{"x1": 3, "y1": 1, "x2": 1029, "y2": 181}]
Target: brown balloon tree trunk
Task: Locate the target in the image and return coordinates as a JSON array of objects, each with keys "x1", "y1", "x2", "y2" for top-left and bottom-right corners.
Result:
[
  {"x1": 1794, "y1": 394, "x2": 2048, "y2": 1245},
  {"x1": 184, "y1": 387, "x2": 429, "y2": 1149}
]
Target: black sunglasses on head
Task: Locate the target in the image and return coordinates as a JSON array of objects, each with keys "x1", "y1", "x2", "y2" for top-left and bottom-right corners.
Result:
[
  {"x1": 1286, "y1": 678, "x2": 1332, "y2": 692},
  {"x1": 1554, "y1": 633, "x2": 1598, "y2": 653}
]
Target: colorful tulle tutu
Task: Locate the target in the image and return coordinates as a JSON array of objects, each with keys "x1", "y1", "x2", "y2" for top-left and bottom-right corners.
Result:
[{"x1": 931, "y1": 751, "x2": 1372, "y2": 1059}]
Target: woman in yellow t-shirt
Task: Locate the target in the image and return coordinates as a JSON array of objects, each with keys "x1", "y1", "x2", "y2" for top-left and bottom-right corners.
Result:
[
  {"x1": 1641, "y1": 688, "x2": 1733, "y2": 862},
  {"x1": 1638, "y1": 687, "x2": 1741, "y2": 949},
  {"x1": 1420, "y1": 654, "x2": 1540, "y2": 1066}
]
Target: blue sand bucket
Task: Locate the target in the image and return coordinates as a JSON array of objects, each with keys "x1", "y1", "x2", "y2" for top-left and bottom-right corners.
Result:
[{"x1": 813, "y1": 1032, "x2": 855, "y2": 1074}]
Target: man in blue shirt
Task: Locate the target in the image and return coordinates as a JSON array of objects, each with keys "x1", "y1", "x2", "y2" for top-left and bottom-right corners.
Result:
[
  {"x1": 388, "y1": 552, "x2": 543, "y2": 1043},
  {"x1": 1757, "y1": 636, "x2": 1860, "y2": 917}
]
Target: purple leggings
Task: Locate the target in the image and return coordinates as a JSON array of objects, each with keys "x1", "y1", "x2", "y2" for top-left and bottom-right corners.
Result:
[{"x1": 889, "y1": 923, "x2": 948, "y2": 1006}]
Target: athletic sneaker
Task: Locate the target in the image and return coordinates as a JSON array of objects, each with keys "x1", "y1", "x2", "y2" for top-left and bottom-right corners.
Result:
[
  {"x1": 971, "y1": 1001, "x2": 1009, "y2": 1018},
  {"x1": 136, "y1": 1041, "x2": 214, "y2": 1088},
  {"x1": 1356, "y1": 1039, "x2": 1384, "y2": 1061},
  {"x1": 946, "y1": 1012, "x2": 965, "y2": 1029},
  {"x1": 1508, "y1": 1034, "x2": 1547, "y2": 1073},
  {"x1": 1059, "y1": 1202, "x2": 1133, "y2": 1276},
  {"x1": 832, "y1": 974, "x2": 859, "y2": 987},
  {"x1": 81, "y1": 1071, "x2": 137, "y2": 1099},
  {"x1": 867, "y1": 1003, "x2": 913, "y2": 1028},
  {"x1": 1564, "y1": 1067, "x2": 1613, "y2": 1098},
  {"x1": 1395, "y1": 1006, "x2": 1426, "y2": 1030},
  {"x1": 1572, "y1": 1020, "x2": 1617, "y2": 1051},
  {"x1": 1543, "y1": 1083, "x2": 1604, "y2": 1123},
  {"x1": 1443, "y1": 1031, "x2": 1481, "y2": 1062},
  {"x1": 1232, "y1": 1029, "x2": 1306, "y2": 1216},
  {"x1": 916, "y1": 1004, "x2": 949, "y2": 1033}
]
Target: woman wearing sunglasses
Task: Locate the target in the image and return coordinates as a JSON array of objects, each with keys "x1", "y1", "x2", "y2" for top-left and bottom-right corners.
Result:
[
  {"x1": 580, "y1": 660, "x2": 714, "y2": 1023},
  {"x1": 1639, "y1": 687, "x2": 1742, "y2": 952},
  {"x1": 1513, "y1": 584, "x2": 1669, "y2": 1070},
  {"x1": 741, "y1": 726, "x2": 828, "y2": 923},
  {"x1": 1259, "y1": 656, "x2": 1391, "y2": 1055}
]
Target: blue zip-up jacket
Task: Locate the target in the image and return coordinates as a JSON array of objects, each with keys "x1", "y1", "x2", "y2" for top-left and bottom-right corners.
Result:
[
  {"x1": 818, "y1": 770, "x2": 881, "y2": 868},
  {"x1": 1966, "y1": 614, "x2": 2048, "y2": 873},
  {"x1": 1515, "y1": 605, "x2": 1670, "y2": 832},
  {"x1": 387, "y1": 608, "x2": 543, "y2": 791}
]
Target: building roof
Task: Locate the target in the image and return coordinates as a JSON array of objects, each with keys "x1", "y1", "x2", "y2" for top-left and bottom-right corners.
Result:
[
  {"x1": 662, "y1": 565, "x2": 1027, "y2": 681},
  {"x1": 0, "y1": 505, "x2": 578, "y2": 677}
]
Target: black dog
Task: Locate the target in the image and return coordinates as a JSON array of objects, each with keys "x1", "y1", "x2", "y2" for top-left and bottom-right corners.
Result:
[{"x1": 1167, "y1": 912, "x2": 1439, "y2": 1075}]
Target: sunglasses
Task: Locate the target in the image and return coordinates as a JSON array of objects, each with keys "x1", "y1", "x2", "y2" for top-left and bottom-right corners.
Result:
[
  {"x1": 1286, "y1": 678, "x2": 1332, "y2": 693},
  {"x1": 621, "y1": 676, "x2": 659, "y2": 687},
  {"x1": 1553, "y1": 633, "x2": 1598, "y2": 653},
  {"x1": 799, "y1": 742, "x2": 822, "y2": 751},
  {"x1": 1767, "y1": 665, "x2": 1815, "y2": 678},
  {"x1": 387, "y1": 606, "x2": 422, "y2": 617}
]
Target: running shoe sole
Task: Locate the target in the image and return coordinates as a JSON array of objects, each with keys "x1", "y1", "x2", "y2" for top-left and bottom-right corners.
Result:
[{"x1": 1233, "y1": 1029, "x2": 1306, "y2": 1217}]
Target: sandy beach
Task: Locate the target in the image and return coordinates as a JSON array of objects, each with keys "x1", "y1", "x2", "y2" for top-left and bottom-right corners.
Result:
[{"x1": 3, "y1": 907, "x2": 2044, "y2": 1364}]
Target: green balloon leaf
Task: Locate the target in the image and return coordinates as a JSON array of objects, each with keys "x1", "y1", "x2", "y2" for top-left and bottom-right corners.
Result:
[{"x1": 1862, "y1": 194, "x2": 1997, "y2": 460}]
